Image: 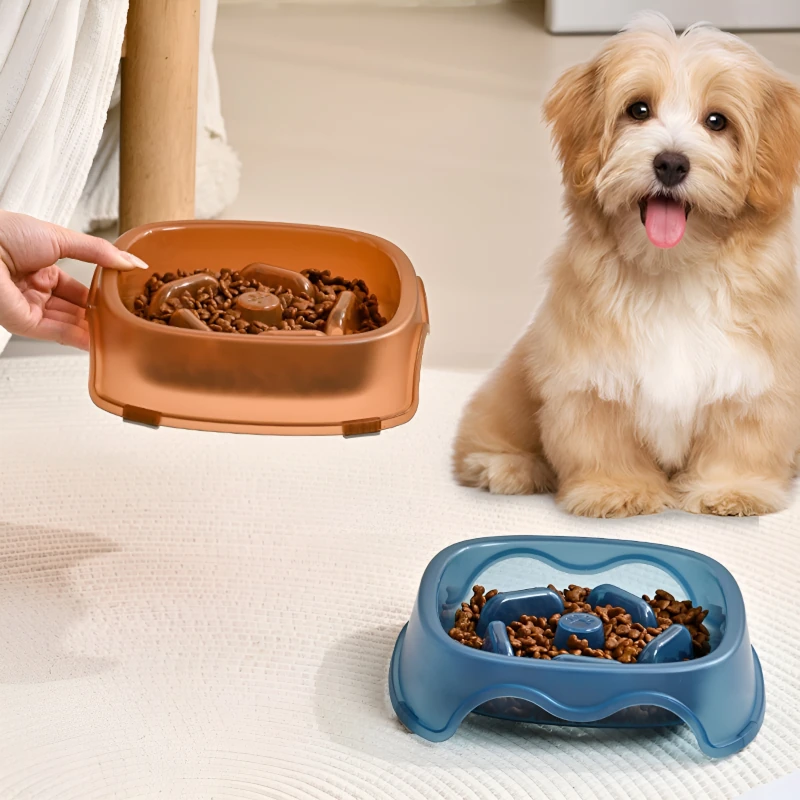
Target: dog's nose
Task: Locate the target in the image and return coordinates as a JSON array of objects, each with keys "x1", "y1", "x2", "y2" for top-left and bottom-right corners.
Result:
[{"x1": 653, "y1": 151, "x2": 690, "y2": 187}]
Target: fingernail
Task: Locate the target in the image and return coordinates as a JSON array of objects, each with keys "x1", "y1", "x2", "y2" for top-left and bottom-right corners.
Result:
[{"x1": 116, "y1": 251, "x2": 149, "y2": 270}]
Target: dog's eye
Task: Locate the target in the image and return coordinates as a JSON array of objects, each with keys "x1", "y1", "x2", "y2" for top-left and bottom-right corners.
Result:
[
  {"x1": 705, "y1": 112, "x2": 727, "y2": 132},
  {"x1": 627, "y1": 101, "x2": 650, "y2": 121}
]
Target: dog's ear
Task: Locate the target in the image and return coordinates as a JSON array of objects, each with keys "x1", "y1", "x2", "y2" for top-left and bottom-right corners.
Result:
[
  {"x1": 543, "y1": 61, "x2": 604, "y2": 199},
  {"x1": 747, "y1": 76, "x2": 800, "y2": 216}
]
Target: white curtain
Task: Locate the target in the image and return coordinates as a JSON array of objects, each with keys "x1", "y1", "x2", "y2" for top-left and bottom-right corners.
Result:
[
  {"x1": 71, "y1": 0, "x2": 240, "y2": 233},
  {"x1": 0, "y1": 1, "x2": 127, "y2": 223},
  {"x1": 0, "y1": 0, "x2": 240, "y2": 354},
  {"x1": 218, "y1": 0, "x2": 504, "y2": 6},
  {"x1": 0, "y1": 0, "x2": 128, "y2": 354}
]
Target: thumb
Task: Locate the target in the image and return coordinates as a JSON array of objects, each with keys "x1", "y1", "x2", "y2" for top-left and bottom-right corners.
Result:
[{"x1": 54, "y1": 226, "x2": 149, "y2": 271}]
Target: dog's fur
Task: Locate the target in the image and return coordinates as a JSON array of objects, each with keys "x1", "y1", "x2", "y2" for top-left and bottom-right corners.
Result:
[{"x1": 453, "y1": 14, "x2": 800, "y2": 517}]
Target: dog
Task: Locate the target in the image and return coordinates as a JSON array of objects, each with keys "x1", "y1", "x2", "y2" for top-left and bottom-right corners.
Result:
[{"x1": 453, "y1": 13, "x2": 800, "y2": 518}]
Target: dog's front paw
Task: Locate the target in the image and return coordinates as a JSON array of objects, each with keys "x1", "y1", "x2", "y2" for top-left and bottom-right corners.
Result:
[
  {"x1": 558, "y1": 476, "x2": 675, "y2": 518},
  {"x1": 455, "y1": 452, "x2": 556, "y2": 495},
  {"x1": 673, "y1": 475, "x2": 789, "y2": 516}
]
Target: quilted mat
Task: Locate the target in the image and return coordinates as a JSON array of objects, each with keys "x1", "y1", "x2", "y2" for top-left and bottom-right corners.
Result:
[{"x1": 0, "y1": 356, "x2": 798, "y2": 799}]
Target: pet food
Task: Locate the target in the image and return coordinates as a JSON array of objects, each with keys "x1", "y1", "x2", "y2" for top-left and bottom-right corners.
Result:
[
  {"x1": 449, "y1": 585, "x2": 711, "y2": 663},
  {"x1": 131, "y1": 264, "x2": 387, "y2": 336}
]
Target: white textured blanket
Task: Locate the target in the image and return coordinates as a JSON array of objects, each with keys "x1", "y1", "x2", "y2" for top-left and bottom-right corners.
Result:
[
  {"x1": 0, "y1": 0, "x2": 127, "y2": 354},
  {"x1": 0, "y1": 0, "x2": 240, "y2": 354},
  {"x1": 0, "y1": 356, "x2": 798, "y2": 799},
  {"x1": 0, "y1": 0, "x2": 239, "y2": 233},
  {"x1": 71, "y1": 0, "x2": 240, "y2": 234},
  {"x1": 0, "y1": 0, "x2": 127, "y2": 225}
]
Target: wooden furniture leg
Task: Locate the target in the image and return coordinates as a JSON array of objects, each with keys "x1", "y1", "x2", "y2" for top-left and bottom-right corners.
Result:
[{"x1": 119, "y1": 1, "x2": 201, "y2": 233}]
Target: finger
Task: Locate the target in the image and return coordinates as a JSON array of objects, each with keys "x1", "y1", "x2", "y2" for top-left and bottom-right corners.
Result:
[
  {"x1": 0, "y1": 262, "x2": 37, "y2": 332},
  {"x1": 46, "y1": 296, "x2": 87, "y2": 319},
  {"x1": 53, "y1": 226, "x2": 148, "y2": 271},
  {"x1": 43, "y1": 308, "x2": 89, "y2": 329},
  {"x1": 52, "y1": 270, "x2": 90, "y2": 308},
  {"x1": 30, "y1": 317, "x2": 90, "y2": 351}
]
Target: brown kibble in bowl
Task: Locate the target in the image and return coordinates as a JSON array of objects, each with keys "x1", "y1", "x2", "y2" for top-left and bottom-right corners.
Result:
[
  {"x1": 448, "y1": 584, "x2": 712, "y2": 663},
  {"x1": 131, "y1": 266, "x2": 387, "y2": 337}
]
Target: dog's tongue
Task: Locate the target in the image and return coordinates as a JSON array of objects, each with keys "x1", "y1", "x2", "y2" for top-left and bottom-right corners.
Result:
[{"x1": 644, "y1": 196, "x2": 686, "y2": 248}]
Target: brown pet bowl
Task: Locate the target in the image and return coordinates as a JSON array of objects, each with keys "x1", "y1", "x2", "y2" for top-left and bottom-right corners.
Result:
[{"x1": 87, "y1": 220, "x2": 429, "y2": 436}]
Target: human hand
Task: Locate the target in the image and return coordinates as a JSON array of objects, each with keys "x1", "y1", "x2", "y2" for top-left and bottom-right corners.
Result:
[{"x1": 0, "y1": 210, "x2": 147, "y2": 351}]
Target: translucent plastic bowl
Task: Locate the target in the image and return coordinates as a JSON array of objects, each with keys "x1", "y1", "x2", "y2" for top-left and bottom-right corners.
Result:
[
  {"x1": 87, "y1": 220, "x2": 429, "y2": 435},
  {"x1": 389, "y1": 536, "x2": 765, "y2": 758}
]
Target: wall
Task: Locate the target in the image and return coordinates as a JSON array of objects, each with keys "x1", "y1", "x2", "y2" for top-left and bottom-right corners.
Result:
[{"x1": 546, "y1": 0, "x2": 800, "y2": 33}]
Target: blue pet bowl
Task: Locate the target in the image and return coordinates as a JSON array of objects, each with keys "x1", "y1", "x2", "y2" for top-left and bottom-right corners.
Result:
[{"x1": 389, "y1": 536, "x2": 765, "y2": 758}]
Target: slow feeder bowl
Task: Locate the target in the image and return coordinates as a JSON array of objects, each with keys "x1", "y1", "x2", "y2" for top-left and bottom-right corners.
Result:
[
  {"x1": 87, "y1": 220, "x2": 429, "y2": 436},
  {"x1": 389, "y1": 535, "x2": 765, "y2": 758}
]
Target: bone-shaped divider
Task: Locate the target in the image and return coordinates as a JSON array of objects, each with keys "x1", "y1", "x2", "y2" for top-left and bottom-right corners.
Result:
[
  {"x1": 586, "y1": 584, "x2": 657, "y2": 628},
  {"x1": 477, "y1": 584, "x2": 695, "y2": 664},
  {"x1": 636, "y1": 624, "x2": 693, "y2": 664},
  {"x1": 148, "y1": 273, "x2": 219, "y2": 317},
  {"x1": 476, "y1": 587, "x2": 564, "y2": 637},
  {"x1": 481, "y1": 621, "x2": 515, "y2": 657},
  {"x1": 324, "y1": 292, "x2": 360, "y2": 335},
  {"x1": 239, "y1": 262, "x2": 316, "y2": 297}
]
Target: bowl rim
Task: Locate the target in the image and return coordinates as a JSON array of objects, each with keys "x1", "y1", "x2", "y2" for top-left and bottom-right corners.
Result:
[
  {"x1": 92, "y1": 219, "x2": 421, "y2": 346},
  {"x1": 419, "y1": 535, "x2": 745, "y2": 672}
]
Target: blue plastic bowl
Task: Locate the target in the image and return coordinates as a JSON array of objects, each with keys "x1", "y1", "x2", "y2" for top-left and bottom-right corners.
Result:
[{"x1": 389, "y1": 536, "x2": 765, "y2": 758}]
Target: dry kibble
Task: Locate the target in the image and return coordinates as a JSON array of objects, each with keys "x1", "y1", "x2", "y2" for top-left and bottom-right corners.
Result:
[
  {"x1": 644, "y1": 592, "x2": 711, "y2": 657},
  {"x1": 448, "y1": 585, "x2": 712, "y2": 663},
  {"x1": 132, "y1": 267, "x2": 387, "y2": 335}
]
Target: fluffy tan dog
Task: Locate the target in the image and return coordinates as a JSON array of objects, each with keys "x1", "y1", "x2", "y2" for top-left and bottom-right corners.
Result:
[{"x1": 453, "y1": 14, "x2": 800, "y2": 518}]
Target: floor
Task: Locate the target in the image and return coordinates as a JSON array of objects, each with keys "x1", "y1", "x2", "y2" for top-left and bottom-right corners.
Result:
[
  {"x1": 4, "y1": 354, "x2": 799, "y2": 800},
  {"x1": 5, "y1": 1, "x2": 800, "y2": 368},
  {"x1": 3, "y1": 10, "x2": 800, "y2": 796}
]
